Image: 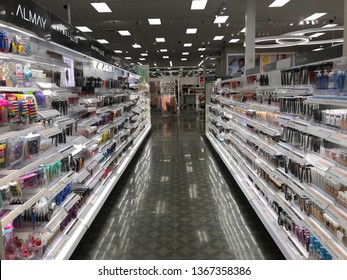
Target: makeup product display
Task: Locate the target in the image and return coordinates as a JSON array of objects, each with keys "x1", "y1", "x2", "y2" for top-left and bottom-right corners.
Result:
[
  {"x1": 207, "y1": 61, "x2": 347, "y2": 259},
  {"x1": 0, "y1": 83, "x2": 151, "y2": 260}
]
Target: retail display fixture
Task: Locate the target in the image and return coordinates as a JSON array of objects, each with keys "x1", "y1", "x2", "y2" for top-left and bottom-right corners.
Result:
[
  {"x1": 206, "y1": 58, "x2": 347, "y2": 260},
  {"x1": 0, "y1": 14, "x2": 151, "y2": 260},
  {"x1": 160, "y1": 78, "x2": 178, "y2": 116}
]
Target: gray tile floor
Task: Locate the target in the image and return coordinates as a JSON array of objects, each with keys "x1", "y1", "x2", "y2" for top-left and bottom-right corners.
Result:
[{"x1": 72, "y1": 111, "x2": 284, "y2": 260}]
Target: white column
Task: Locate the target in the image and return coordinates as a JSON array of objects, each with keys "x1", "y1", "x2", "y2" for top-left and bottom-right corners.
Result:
[
  {"x1": 245, "y1": 0, "x2": 256, "y2": 71},
  {"x1": 344, "y1": 0, "x2": 347, "y2": 56}
]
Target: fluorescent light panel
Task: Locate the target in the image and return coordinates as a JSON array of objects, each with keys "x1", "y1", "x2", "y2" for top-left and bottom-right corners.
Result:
[
  {"x1": 181, "y1": 58, "x2": 187, "y2": 61},
  {"x1": 156, "y1": 38, "x2": 165, "y2": 42},
  {"x1": 304, "y1": 13, "x2": 327, "y2": 21},
  {"x1": 186, "y1": 28, "x2": 197, "y2": 34},
  {"x1": 191, "y1": 0, "x2": 208, "y2": 10},
  {"x1": 182, "y1": 52, "x2": 189, "y2": 55},
  {"x1": 269, "y1": 0, "x2": 291, "y2": 7},
  {"x1": 323, "y1": 24, "x2": 337, "y2": 28},
  {"x1": 90, "y1": 2, "x2": 112, "y2": 13},
  {"x1": 313, "y1": 47, "x2": 324, "y2": 51},
  {"x1": 240, "y1": 27, "x2": 246, "y2": 32},
  {"x1": 132, "y1": 43, "x2": 141, "y2": 48},
  {"x1": 160, "y1": 49, "x2": 168, "y2": 52},
  {"x1": 163, "y1": 56, "x2": 169, "y2": 58},
  {"x1": 170, "y1": 61, "x2": 173, "y2": 66},
  {"x1": 141, "y1": 53, "x2": 148, "y2": 56},
  {"x1": 214, "y1": 16, "x2": 229, "y2": 24},
  {"x1": 213, "y1": 36, "x2": 224, "y2": 40},
  {"x1": 310, "y1": 32, "x2": 325, "y2": 38},
  {"x1": 97, "y1": 39, "x2": 109, "y2": 44},
  {"x1": 184, "y1": 43, "x2": 192, "y2": 47},
  {"x1": 148, "y1": 18, "x2": 161, "y2": 25},
  {"x1": 118, "y1": 30, "x2": 131, "y2": 36},
  {"x1": 114, "y1": 50, "x2": 123, "y2": 53},
  {"x1": 139, "y1": 58, "x2": 146, "y2": 60},
  {"x1": 229, "y1": 39, "x2": 240, "y2": 43},
  {"x1": 125, "y1": 57, "x2": 132, "y2": 59},
  {"x1": 198, "y1": 48, "x2": 206, "y2": 51},
  {"x1": 76, "y1": 26, "x2": 92, "y2": 32}
]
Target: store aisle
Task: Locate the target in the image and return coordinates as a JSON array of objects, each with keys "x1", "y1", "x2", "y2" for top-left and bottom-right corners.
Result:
[{"x1": 72, "y1": 112, "x2": 284, "y2": 260}]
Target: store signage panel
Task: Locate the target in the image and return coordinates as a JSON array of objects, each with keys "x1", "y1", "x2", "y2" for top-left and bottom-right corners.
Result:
[
  {"x1": 0, "y1": 0, "x2": 51, "y2": 39},
  {"x1": 296, "y1": 45, "x2": 342, "y2": 66},
  {"x1": 50, "y1": 14, "x2": 91, "y2": 55}
]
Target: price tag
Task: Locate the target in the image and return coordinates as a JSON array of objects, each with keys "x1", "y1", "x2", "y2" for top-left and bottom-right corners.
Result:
[
  {"x1": 306, "y1": 153, "x2": 334, "y2": 172},
  {"x1": 325, "y1": 206, "x2": 347, "y2": 230},
  {"x1": 305, "y1": 126, "x2": 332, "y2": 139},
  {"x1": 303, "y1": 218, "x2": 329, "y2": 244},
  {"x1": 327, "y1": 167, "x2": 347, "y2": 185},
  {"x1": 304, "y1": 187, "x2": 331, "y2": 210},
  {"x1": 287, "y1": 121, "x2": 307, "y2": 131},
  {"x1": 327, "y1": 133, "x2": 347, "y2": 148}
]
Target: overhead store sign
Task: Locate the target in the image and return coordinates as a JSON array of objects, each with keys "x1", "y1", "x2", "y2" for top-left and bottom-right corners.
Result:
[
  {"x1": 50, "y1": 14, "x2": 91, "y2": 54},
  {"x1": 0, "y1": 0, "x2": 119, "y2": 67},
  {"x1": 0, "y1": 0, "x2": 51, "y2": 39}
]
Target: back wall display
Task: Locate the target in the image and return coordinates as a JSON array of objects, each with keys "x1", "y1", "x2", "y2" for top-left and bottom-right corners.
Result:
[{"x1": 227, "y1": 53, "x2": 295, "y2": 76}]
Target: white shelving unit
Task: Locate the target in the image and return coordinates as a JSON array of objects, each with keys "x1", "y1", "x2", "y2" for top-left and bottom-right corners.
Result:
[
  {"x1": 0, "y1": 85, "x2": 151, "y2": 260},
  {"x1": 206, "y1": 66, "x2": 347, "y2": 260}
]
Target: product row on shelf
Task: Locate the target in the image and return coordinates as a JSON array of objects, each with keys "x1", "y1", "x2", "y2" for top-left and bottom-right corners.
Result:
[
  {"x1": 0, "y1": 84, "x2": 151, "y2": 260},
  {"x1": 206, "y1": 70, "x2": 347, "y2": 260}
]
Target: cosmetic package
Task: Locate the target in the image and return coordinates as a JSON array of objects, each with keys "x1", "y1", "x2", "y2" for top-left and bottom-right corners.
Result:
[
  {"x1": 6, "y1": 137, "x2": 24, "y2": 167},
  {"x1": 25, "y1": 134, "x2": 40, "y2": 157}
]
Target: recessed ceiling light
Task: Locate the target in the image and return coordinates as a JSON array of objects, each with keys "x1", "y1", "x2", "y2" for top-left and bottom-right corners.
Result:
[
  {"x1": 198, "y1": 48, "x2": 206, "y2": 51},
  {"x1": 313, "y1": 47, "x2": 324, "y2": 51},
  {"x1": 163, "y1": 56, "x2": 169, "y2": 58},
  {"x1": 200, "y1": 55, "x2": 204, "y2": 57},
  {"x1": 181, "y1": 58, "x2": 187, "y2": 61},
  {"x1": 309, "y1": 32, "x2": 325, "y2": 38},
  {"x1": 186, "y1": 28, "x2": 197, "y2": 34},
  {"x1": 156, "y1": 38, "x2": 165, "y2": 42},
  {"x1": 76, "y1": 26, "x2": 92, "y2": 32},
  {"x1": 125, "y1": 57, "x2": 132, "y2": 60},
  {"x1": 141, "y1": 53, "x2": 148, "y2": 56},
  {"x1": 229, "y1": 39, "x2": 240, "y2": 43},
  {"x1": 182, "y1": 52, "x2": 189, "y2": 55},
  {"x1": 97, "y1": 39, "x2": 109, "y2": 44},
  {"x1": 290, "y1": 23, "x2": 294, "y2": 26},
  {"x1": 240, "y1": 27, "x2": 246, "y2": 32},
  {"x1": 191, "y1": 0, "x2": 208, "y2": 10},
  {"x1": 210, "y1": 58, "x2": 216, "y2": 60},
  {"x1": 154, "y1": 63, "x2": 157, "y2": 66},
  {"x1": 132, "y1": 43, "x2": 142, "y2": 48},
  {"x1": 184, "y1": 43, "x2": 192, "y2": 47},
  {"x1": 213, "y1": 36, "x2": 224, "y2": 40},
  {"x1": 160, "y1": 49, "x2": 168, "y2": 52},
  {"x1": 148, "y1": 18, "x2": 161, "y2": 25},
  {"x1": 139, "y1": 58, "x2": 146, "y2": 60},
  {"x1": 214, "y1": 16, "x2": 229, "y2": 24},
  {"x1": 90, "y1": 2, "x2": 112, "y2": 13},
  {"x1": 304, "y1": 13, "x2": 327, "y2": 21},
  {"x1": 118, "y1": 30, "x2": 131, "y2": 36},
  {"x1": 269, "y1": 0, "x2": 291, "y2": 7},
  {"x1": 114, "y1": 50, "x2": 123, "y2": 53},
  {"x1": 323, "y1": 24, "x2": 338, "y2": 28}
]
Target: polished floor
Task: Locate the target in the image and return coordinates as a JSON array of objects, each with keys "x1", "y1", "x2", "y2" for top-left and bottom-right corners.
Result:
[{"x1": 72, "y1": 110, "x2": 284, "y2": 260}]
